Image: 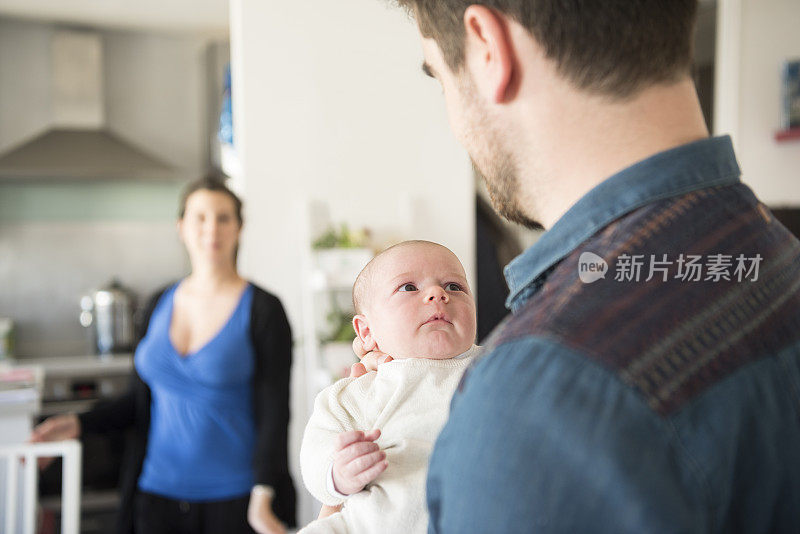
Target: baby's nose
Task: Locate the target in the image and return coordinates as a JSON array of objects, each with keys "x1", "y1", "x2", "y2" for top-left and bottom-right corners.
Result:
[{"x1": 426, "y1": 286, "x2": 449, "y2": 303}]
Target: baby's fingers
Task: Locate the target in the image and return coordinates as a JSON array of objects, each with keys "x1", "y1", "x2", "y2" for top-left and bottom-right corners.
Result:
[
  {"x1": 335, "y1": 430, "x2": 368, "y2": 450},
  {"x1": 363, "y1": 429, "x2": 381, "y2": 442},
  {"x1": 350, "y1": 455, "x2": 388, "y2": 487},
  {"x1": 349, "y1": 362, "x2": 367, "y2": 378},
  {"x1": 335, "y1": 440, "x2": 379, "y2": 465},
  {"x1": 344, "y1": 449, "x2": 385, "y2": 477}
]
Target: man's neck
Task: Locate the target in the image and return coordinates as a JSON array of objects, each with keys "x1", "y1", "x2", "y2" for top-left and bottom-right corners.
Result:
[{"x1": 517, "y1": 78, "x2": 710, "y2": 230}]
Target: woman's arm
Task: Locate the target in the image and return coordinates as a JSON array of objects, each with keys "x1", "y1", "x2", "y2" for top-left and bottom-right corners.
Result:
[{"x1": 250, "y1": 289, "x2": 296, "y2": 527}]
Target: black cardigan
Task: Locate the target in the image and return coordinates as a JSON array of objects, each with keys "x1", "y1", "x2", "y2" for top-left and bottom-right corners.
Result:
[{"x1": 78, "y1": 283, "x2": 297, "y2": 533}]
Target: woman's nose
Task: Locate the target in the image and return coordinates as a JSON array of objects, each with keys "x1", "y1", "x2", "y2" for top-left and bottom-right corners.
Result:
[
  {"x1": 204, "y1": 219, "x2": 220, "y2": 234},
  {"x1": 425, "y1": 286, "x2": 449, "y2": 303}
]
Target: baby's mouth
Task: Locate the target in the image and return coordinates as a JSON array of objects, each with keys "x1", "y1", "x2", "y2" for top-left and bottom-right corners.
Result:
[{"x1": 423, "y1": 313, "x2": 452, "y2": 326}]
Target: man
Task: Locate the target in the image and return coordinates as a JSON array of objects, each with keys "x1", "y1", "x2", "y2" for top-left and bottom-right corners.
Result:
[{"x1": 365, "y1": 1, "x2": 800, "y2": 532}]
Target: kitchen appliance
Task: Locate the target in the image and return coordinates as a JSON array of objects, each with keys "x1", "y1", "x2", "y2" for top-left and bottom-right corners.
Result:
[
  {"x1": 32, "y1": 355, "x2": 133, "y2": 534},
  {"x1": 0, "y1": 29, "x2": 175, "y2": 181},
  {"x1": 79, "y1": 280, "x2": 136, "y2": 355}
]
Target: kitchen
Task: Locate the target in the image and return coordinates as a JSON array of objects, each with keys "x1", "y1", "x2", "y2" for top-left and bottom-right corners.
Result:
[{"x1": 2, "y1": 0, "x2": 800, "y2": 532}]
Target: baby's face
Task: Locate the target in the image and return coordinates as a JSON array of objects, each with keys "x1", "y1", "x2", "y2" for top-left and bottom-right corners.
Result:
[{"x1": 360, "y1": 244, "x2": 476, "y2": 360}]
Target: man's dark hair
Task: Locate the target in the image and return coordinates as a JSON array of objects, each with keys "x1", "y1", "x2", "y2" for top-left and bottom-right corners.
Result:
[
  {"x1": 396, "y1": 0, "x2": 699, "y2": 98},
  {"x1": 179, "y1": 173, "x2": 243, "y2": 226}
]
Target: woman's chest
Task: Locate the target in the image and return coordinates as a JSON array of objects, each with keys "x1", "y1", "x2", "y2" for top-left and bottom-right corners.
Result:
[{"x1": 169, "y1": 291, "x2": 244, "y2": 355}]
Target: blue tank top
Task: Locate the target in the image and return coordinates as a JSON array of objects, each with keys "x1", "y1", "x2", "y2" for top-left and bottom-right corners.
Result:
[{"x1": 135, "y1": 282, "x2": 256, "y2": 501}]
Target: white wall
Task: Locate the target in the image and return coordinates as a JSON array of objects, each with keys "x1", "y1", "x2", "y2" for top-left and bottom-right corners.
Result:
[
  {"x1": 230, "y1": 0, "x2": 474, "y2": 525},
  {"x1": 0, "y1": 221, "x2": 188, "y2": 358},
  {"x1": 716, "y1": 0, "x2": 800, "y2": 207},
  {"x1": 103, "y1": 29, "x2": 212, "y2": 172}
]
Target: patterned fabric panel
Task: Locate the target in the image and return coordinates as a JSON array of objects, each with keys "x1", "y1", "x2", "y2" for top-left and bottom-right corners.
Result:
[{"x1": 484, "y1": 183, "x2": 800, "y2": 415}]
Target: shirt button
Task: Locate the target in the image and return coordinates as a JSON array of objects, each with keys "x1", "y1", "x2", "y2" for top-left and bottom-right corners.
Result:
[{"x1": 179, "y1": 501, "x2": 190, "y2": 513}]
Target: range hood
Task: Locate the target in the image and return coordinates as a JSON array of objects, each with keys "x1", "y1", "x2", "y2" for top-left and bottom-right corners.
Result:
[{"x1": 0, "y1": 30, "x2": 175, "y2": 180}]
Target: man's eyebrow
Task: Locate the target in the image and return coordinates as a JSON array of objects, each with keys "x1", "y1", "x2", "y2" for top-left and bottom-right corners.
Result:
[{"x1": 421, "y1": 61, "x2": 436, "y2": 78}]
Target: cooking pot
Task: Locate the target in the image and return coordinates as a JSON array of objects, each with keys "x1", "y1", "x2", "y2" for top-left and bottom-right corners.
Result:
[{"x1": 80, "y1": 279, "x2": 136, "y2": 355}]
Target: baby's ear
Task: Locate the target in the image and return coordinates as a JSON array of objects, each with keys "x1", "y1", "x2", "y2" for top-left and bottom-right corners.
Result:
[{"x1": 352, "y1": 314, "x2": 377, "y2": 352}]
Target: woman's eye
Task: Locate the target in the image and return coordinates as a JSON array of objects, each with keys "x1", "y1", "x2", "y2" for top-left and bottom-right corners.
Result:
[
  {"x1": 445, "y1": 282, "x2": 463, "y2": 292},
  {"x1": 398, "y1": 283, "x2": 418, "y2": 292}
]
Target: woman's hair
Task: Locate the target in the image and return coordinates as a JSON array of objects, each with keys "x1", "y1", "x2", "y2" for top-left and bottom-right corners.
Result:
[{"x1": 178, "y1": 174, "x2": 243, "y2": 226}]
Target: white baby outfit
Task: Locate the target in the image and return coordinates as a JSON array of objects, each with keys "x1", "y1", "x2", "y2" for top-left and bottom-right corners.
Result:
[{"x1": 299, "y1": 346, "x2": 480, "y2": 534}]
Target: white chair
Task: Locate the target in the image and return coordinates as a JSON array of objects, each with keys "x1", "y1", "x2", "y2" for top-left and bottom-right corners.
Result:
[{"x1": 0, "y1": 440, "x2": 81, "y2": 534}]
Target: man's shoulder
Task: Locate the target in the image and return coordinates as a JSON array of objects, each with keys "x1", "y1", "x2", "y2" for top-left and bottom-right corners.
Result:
[{"x1": 488, "y1": 184, "x2": 800, "y2": 416}]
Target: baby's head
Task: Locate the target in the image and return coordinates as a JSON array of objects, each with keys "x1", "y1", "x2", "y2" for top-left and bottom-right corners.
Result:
[{"x1": 352, "y1": 240, "x2": 477, "y2": 360}]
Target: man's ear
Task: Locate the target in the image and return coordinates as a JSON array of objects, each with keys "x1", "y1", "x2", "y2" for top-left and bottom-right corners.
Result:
[
  {"x1": 463, "y1": 5, "x2": 514, "y2": 104},
  {"x1": 352, "y1": 315, "x2": 378, "y2": 352}
]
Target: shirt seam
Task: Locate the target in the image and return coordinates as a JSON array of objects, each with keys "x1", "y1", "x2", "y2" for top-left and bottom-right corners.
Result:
[
  {"x1": 664, "y1": 417, "x2": 716, "y2": 530},
  {"x1": 487, "y1": 332, "x2": 675, "y2": 419}
]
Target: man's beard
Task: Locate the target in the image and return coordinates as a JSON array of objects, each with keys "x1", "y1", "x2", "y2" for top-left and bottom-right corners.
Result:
[
  {"x1": 459, "y1": 76, "x2": 542, "y2": 230},
  {"x1": 471, "y1": 151, "x2": 541, "y2": 230}
]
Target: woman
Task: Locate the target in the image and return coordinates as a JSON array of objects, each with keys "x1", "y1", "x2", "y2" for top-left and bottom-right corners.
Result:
[{"x1": 31, "y1": 178, "x2": 296, "y2": 534}]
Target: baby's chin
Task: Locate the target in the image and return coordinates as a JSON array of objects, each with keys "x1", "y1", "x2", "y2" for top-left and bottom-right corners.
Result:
[{"x1": 390, "y1": 337, "x2": 473, "y2": 361}]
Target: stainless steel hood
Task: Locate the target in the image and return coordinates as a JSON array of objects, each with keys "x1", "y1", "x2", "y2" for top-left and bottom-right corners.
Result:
[{"x1": 0, "y1": 29, "x2": 176, "y2": 180}]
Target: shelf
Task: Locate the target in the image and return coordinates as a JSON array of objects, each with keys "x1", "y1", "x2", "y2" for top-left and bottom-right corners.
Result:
[{"x1": 775, "y1": 128, "x2": 800, "y2": 142}]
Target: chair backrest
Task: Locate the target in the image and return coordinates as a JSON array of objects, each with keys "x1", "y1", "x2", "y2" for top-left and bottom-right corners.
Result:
[{"x1": 0, "y1": 440, "x2": 81, "y2": 534}]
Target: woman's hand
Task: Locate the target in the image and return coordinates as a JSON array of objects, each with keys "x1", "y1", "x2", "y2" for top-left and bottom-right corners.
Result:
[
  {"x1": 350, "y1": 337, "x2": 393, "y2": 378},
  {"x1": 29, "y1": 414, "x2": 81, "y2": 469},
  {"x1": 331, "y1": 429, "x2": 387, "y2": 495},
  {"x1": 247, "y1": 490, "x2": 286, "y2": 534}
]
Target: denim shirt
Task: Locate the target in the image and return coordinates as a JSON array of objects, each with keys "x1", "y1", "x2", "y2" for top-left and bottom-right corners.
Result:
[{"x1": 427, "y1": 136, "x2": 800, "y2": 533}]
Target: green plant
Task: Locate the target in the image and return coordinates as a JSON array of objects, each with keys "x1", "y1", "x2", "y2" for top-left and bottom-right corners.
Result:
[
  {"x1": 322, "y1": 307, "x2": 356, "y2": 343},
  {"x1": 312, "y1": 223, "x2": 370, "y2": 249}
]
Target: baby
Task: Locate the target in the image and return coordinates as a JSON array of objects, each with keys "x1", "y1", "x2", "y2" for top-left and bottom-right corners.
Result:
[{"x1": 299, "y1": 240, "x2": 479, "y2": 534}]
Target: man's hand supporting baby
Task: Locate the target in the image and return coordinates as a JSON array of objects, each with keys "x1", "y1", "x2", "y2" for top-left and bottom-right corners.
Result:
[
  {"x1": 351, "y1": 337, "x2": 393, "y2": 377},
  {"x1": 331, "y1": 429, "x2": 388, "y2": 495}
]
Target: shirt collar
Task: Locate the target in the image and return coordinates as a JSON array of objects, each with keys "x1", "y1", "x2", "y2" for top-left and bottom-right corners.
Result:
[{"x1": 504, "y1": 135, "x2": 742, "y2": 311}]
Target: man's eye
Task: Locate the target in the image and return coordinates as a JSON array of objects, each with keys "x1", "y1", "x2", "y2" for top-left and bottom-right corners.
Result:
[
  {"x1": 445, "y1": 283, "x2": 463, "y2": 292},
  {"x1": 398, "y1": 283, "x2": 418, "y2": 292}
]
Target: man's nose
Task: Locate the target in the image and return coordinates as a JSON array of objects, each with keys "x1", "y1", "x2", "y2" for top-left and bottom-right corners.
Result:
[{"x1": 425, "y1": 286, "x2": 449, "y2": 303}]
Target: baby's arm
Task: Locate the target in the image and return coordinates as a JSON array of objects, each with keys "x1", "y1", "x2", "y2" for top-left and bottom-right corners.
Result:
[{"x1": 300, "y1": 379, "x2": 386, "y2": 505}]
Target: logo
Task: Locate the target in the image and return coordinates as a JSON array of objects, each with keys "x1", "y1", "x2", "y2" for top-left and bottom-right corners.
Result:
[{"x1": 578, "y1": 252, "x2": 608, "y2": 284}]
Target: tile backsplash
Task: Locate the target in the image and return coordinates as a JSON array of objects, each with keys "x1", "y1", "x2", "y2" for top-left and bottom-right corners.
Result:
[{"x1": 0, "y1": 221, "x2": 187, "y2": 358}]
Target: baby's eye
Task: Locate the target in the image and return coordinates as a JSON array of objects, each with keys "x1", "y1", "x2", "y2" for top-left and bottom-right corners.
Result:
[
  {"x1": 398, "y1": 283, "x2": 418, "y2": 292},
  {"x1": 445, "y1": 282, "x2": 463, "y2": 292}
]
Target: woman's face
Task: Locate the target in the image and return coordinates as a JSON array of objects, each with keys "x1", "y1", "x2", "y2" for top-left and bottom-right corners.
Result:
[{"x1": 178, "y1": 189, "x2": 241, "y2": 268}]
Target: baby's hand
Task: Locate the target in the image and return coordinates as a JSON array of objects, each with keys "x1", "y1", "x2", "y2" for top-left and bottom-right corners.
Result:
[{"x1": 331, "y1": 429, "x2": 387, "y2": 495}]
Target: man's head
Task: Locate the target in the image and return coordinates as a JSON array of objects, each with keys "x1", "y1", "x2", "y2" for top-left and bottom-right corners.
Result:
[
  {"x1": 352, "y1": 240, "x2": 477, "y2": 360},
  {"x1": 396, "y1": 1, "x2": 700, "y2": 229},
  {"x1": 402, "y1": 1, "x2": 697, "y2": 97}
]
